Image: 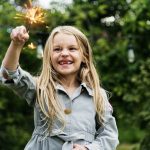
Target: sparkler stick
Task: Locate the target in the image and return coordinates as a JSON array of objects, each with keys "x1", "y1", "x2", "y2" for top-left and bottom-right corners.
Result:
[{"x1": 14, "y1": 0, "x2": 46, "y2": 52}]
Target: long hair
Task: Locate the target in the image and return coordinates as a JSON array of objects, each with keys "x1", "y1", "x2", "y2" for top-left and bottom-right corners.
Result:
[{"x1": 36, "y1": 26, "x2": 105, "y2": 133}]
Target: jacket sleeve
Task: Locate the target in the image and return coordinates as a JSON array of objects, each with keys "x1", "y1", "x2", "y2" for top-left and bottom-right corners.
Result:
[
  {"x1": 85, "y1": 89, "x2": 119, "y2": 150},
  {"x1": 0, "y1": 65, "x2": 36, "y2": 106}
]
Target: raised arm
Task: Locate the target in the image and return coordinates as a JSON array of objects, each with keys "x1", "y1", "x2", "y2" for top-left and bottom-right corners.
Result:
[
  {"x1": 2, "y1": 25, "x2": 29, "y2": 71},
  {"x1": 0, "y1": 26, "x2": 36, "y2": 106}
]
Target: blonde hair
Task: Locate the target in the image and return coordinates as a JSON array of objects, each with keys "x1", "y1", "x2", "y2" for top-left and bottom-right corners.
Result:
[{"x1": 36, "y1": 26, "x2": 105, "y2": 133}]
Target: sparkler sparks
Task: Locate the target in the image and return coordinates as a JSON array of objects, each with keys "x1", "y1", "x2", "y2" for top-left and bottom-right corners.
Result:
[
  {"x1": 28, "y1": 42, "x2": 36, "y2": 49},
  {"x1": 14, "y1": 0, "x2": 46, "y2": 28},
  {"x1": 14, "y1": 0, "x2": 46, "y2": 53}
]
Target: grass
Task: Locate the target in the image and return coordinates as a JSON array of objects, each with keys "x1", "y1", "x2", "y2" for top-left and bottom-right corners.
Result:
[{"x1": 117, "y1": 143, "x2": 140, "y2": 150}]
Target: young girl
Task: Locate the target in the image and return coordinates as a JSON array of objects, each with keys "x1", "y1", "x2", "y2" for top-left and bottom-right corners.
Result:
[{"x1": 0, "y1": 25, "x2": 119, "y2": 150}]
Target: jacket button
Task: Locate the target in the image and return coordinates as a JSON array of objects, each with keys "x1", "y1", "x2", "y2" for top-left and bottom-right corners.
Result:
[{"x1": 64, "y1": 108, "x2": 72, "y2": 114}]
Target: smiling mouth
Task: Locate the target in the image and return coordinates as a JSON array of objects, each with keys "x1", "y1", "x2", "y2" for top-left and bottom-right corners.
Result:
[{"x1": 59, "y1": 61, "x2": 73, "y2": 65}]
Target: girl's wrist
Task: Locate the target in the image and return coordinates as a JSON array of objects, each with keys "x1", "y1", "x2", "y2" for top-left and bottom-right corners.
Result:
[{"x1": 11, "y1": 40, "x2": 25, "y2": 47}]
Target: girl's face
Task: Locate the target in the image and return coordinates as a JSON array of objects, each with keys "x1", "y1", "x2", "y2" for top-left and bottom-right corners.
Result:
[{"x1": 51, "y1": 33, "x2": 83, "y2": 78}]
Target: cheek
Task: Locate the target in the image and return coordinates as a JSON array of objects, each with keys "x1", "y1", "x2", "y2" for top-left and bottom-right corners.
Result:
[{"x1": 50, "y1": 55, "x2": 57, "y2": 69}]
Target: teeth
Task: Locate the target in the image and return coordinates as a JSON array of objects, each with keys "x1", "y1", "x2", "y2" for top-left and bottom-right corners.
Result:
[{"x1": 60, "y1": 61, "x2": 72, "y2": 65}]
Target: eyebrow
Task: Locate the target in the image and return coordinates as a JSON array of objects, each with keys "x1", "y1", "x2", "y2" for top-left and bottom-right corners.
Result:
[
  {"x1": 53, "y1": 45, "x2": 60, "y2": 47},
  {"x1": 69, "y1": 45, "x2": 78, "y2": 47},
  {"x1": 53, "y1": 44, "x2": 78, "y2": 47}
]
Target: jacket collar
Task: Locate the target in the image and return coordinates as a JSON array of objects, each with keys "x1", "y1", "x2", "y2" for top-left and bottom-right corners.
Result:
[
  {"x1": 55, "y1": 82, "x2": 93, "y2": 96},
  {"x1": 80, "y1": 82, "x2": 93, "y2": 96}
]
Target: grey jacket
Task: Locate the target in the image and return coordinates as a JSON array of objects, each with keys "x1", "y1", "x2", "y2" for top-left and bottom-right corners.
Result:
[{"x1": 0, "y1": 66, "x2": 119, "y2": 150}]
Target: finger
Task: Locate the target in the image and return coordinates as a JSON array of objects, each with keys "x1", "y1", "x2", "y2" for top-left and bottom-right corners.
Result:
[
  {"x1": 73, "y1": 144, "x2": 80, "y2": 147},
  {"x1": 73, "y1": 144, "x2": 87, "y2": 150},
  {"x1": 73, "y1": 144, "x2": 79, "y2": 148},
  {"x1": 10, "y1": 28, "x2": 18, "y2": 40},
  {"x1": 17, "y1": 27, "x2": 26, "y2": 40},
  {"x1": 73, "y1": 144, "x2": 81, "y2": 150},
  {"x1": 23, "y1": 32, "x2": 29, "y2": 41},
  {"x1": 19, "y1": 26, "x2": 29, "y2": 41},
  {"x1": 10, "y1": 26, "x2": 29, "y2": 43},
  {"x1": 10, "y1": 27, "x2": 21, "y2": 41}
]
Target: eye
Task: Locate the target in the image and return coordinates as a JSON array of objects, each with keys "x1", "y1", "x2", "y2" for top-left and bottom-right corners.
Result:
[
  {"x1": 53, "y1": 47, "x2": 62, "y2": 52},
  {"x1": 69, "y1": 47, "x2": 77, "y2": 51}
]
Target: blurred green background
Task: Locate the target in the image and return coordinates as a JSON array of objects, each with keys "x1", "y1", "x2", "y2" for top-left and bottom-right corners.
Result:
[{"x1": 0, "y1": 0, "x2": 150, "y2": 150}]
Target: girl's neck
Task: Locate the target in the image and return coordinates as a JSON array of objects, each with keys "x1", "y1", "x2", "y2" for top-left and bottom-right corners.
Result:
[{"x1": 60, "y1": 76, "x2": 80, "y2": 95}]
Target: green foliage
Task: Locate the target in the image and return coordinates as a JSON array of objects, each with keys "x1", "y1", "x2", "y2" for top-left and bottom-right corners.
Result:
[
  {"x1": 0, "y1": 86, "x2": 33, "y2": 150},
  {"x1": 117, "y1": 143, "x2": 139, "y2": 150},
  {"x1": 118, "y1": 121, "x2": 145, "y2": 143},
  {"x1": 140, "y1": 134, "x2": 150, "y2": 150}
]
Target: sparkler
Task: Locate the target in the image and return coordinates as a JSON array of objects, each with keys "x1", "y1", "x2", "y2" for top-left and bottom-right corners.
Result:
[
  {"x1": 14, "y1": 0, "x2": 46, "y2": 53},
  {"x1": 28, "y1": 42, "x2": 36, "y2": 49},
  {"x1": 14, "y1": 0, "x2": 46, "y2": 30}
]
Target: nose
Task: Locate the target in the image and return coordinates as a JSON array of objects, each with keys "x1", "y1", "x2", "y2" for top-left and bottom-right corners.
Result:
[{"x1": 61, "y1": 49, "x2": 69, "y2": 56}]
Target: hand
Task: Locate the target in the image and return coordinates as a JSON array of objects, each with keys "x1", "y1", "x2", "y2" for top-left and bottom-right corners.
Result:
[
  {"x1": 10, "y1": 25, "x2": 29, "y2": 46},
  {"x1": 73, "y1": 144, "x2": 88, "y2": 150}
]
